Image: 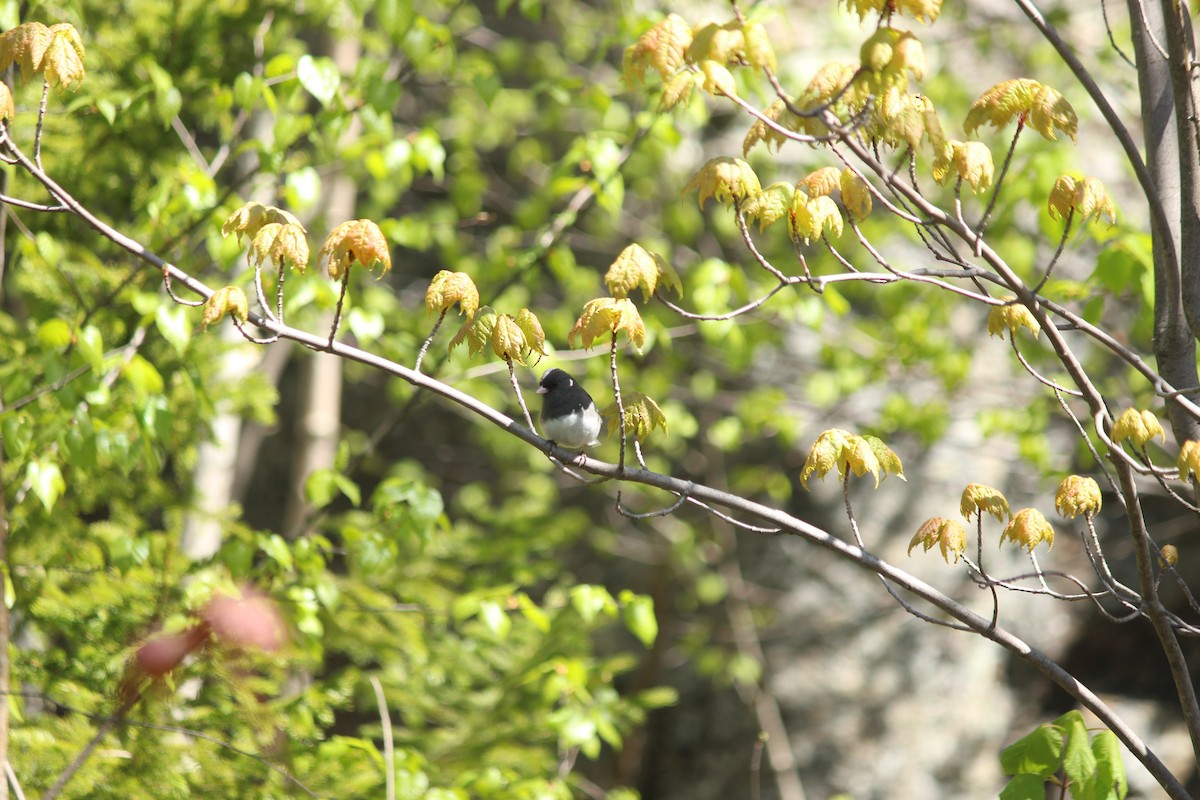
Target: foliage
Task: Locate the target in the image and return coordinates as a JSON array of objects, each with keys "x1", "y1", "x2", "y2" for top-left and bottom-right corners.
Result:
[{"x1": 2, "y1": 0, "x2": 1200, "y2": 798}]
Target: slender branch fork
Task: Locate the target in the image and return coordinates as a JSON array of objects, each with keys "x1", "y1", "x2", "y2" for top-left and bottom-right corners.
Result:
[{"x1": 0, "y1": 126, "x2": 1189, "y2": 797}]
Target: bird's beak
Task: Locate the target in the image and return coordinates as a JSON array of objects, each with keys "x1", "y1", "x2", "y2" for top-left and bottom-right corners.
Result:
[{"x1": 536, "y1": 387, "x2": 547, "y2": 395}]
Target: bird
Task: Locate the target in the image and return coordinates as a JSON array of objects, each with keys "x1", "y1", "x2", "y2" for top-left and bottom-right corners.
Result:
[{"x1": 537, "y1": 368, "x2": 602, "y2": 451}]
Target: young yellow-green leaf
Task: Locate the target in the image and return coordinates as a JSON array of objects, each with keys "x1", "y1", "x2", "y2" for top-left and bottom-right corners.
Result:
[
  {"x1": 909, "y1": 517, "x2": 967, "y2": 565},
  {"x1": 878, "y1": 89, "x2": 945, "y2": 151},
  {"x1": 789, "y1": 191, "x2": 843, "y2": 244},
  {"x1": 741, "y1": 181, "x2": 794, "y2": 231},
  {"x1": 491, "y1": 314, "x2": 529, "y2": 364},
  {"x1": 1111, "y1": 407, "x2": 1165, "y2": 448},
  {"x1": 425, "y1": 270, "x2": 480, "y2": 317},
  {"x1": 840, "y1": 169, "x2": 873, "y2": 221},
  {"x1": 568, "y1": 297, "x2": 646, "y2": 352},
  {"x1": 960, "y1": 483, "x2": 1010, "y2": 522},
  {"x1": 843, "y1": 0, "x2": 942, "y2": 23},
  {"x1": 800, "y1": 428, "x2": 853, "y2": 488},
  {"x1": 515, "y1": 308, "x2": 547, "y2": 362},
  {"x1": 699, "y1": 59, "x2": 737, "y2": 96},
  {"x1": 743, "y1": 22, "x2": 776, "y2": 71},
  {"x1": 1072, "y1": 176, "x2": 1117, "y2": 225},
  {"x1": 987, "y1": 298, "x2": 1041, "y2": 339},
  {"x1": 449, "y1": 306, "x2": 498, "y2": 358},
  {"x1": 623, "y1": 13, "x2": 693, "y2": 86},
  {"x1": 803, "y1": 61, "x2": 859, "y2": 104},
  {"x1": 1054, "y1": 475, "x2": 1102, "y2": 519},
  {"x1": 605, "y1": 243, "x2": 681, "y2": 302},
  {"x1": 687, "y1": 20, "x2": 744, "y2": 66},
  {"x1": 201, "y1": 286, "x2": 250, "y2": 330},
  {"x1": 956, "y1": 142, "x2": 994, "y2": 191},
  {"x1": 42, "y1": 23, "x2": 85, "y2": 91},
  {"x1": 862, "y1": 435, "x2": 905, "y2": 484},
  {"x1": 1001, "y1": 508, "x2": 1055, "y2": 552},
  {"x1": 742, "y1": 99, "x2": 793, "y2": 155},
  {"x1": 248, "y1": 221, "x2": 309, "y2": 273},
  {"x1": 1179, "y1": 440, "x2": 1200, "y2": 482},
  {"x1": 0, "y1": 82, "x2": 12, "y2": 122},
  {"x1": 843, "y1": 434, "x2": 882, "y2": 484},
  {"x1": 1047, "y1": 175, "x2": 1077, "y2": 221},
  {"x1": 0, "y1": 22, "x2": 51, "y2": 83},
  {"x1": 320, "y1": 219, "x2": 391, "y2": 280},
  {"x1": 601, "y1": 392, "x2": 668, "y2": 442},
  {"x1": 684, "y1": 157, "x2": 761, "y2": 209},
  {"x1": 859, "y1": 27, "x2": 900, "y2": 73},
  {"x1": 659, "y1": 69, "x2": 697, "y2": 111},
  {"x1": 221, "y1": 201, "x2": 305, "y2": 243},
  {"x1": 964, "y1": 78, "x2": 1078, "y2": 142},
  {"x1": 798, "y1": 167, "x2": 842, "y2": 199},
  {"x1": 890, "y1": 31, "x2": 925, "y2": 80}
]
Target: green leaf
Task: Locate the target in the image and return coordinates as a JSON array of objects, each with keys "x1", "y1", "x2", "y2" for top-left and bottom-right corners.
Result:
[
  {"x1": 478, "y1": 600, "x2": 512, "y2": 640},
  {"x1": 155, "y1": 302, "x2": 192, "y2": 353},
  {"x1": 297, "y1": 54, "x2": 340, "y2": 106},
  {"x1": 37, "y1": 318, "x2": 72, "y2": 349},
  {"x1": 0, "y1": 563, "x2": 13, "y2": 610},
  {"x1": 1000, "y1": 722, "x2": 1063, "y2": 778},
  {"x1": 2, "y1": 415, "x2": 32, "y2": 459},
  {"x1": 516, "y1": 592, "x2": 551, "y2": 633},
  {"x1": 621, "y1": 592, "x2": 658, "y2": 647},
  {"x1": 156, "y1": 85, "x2": 182, "y2": 126},
  {"x1": 284, "y1": 166, "x2": 322, "y2": 213},
  {"x1": 26, "y1": 459, "x2": 65, "y2": 512},
  {"x1": 1058, "y1": 710, "x2": 1096, "y2": 787},
  {"x1": 1000, "y1": 773, "x2": 1048, "y2": 800},
  {"x1": 570, "y1": 584, "x2": 616, "y2": 623},
  {"x1": 306, "y1": 468, "x2": 362, "y2": 509},
  {"x1": 107, "y1": 534, "x2": 151, "y2": 574},
  {"x1": 259, "y1": 533, "x2": 295, "y2": 572},
  {"x1": 121, "y1": 354, "x2": 165, "y2": 398},
  {"x1": 1089, "y1": 731, "x2": 1127, "y2": 800},
  {"x1": 76, "y1": 325, "x2": 104, "y2": 373}
]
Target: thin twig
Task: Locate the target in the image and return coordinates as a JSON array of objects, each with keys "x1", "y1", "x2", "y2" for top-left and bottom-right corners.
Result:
[
  {"x1": 33, "y1": 81, "x2": 49, "y2": 172},
  {"x1": 975, "y1": 122, "x2": 1024, "y2": 244},
  {"x1": 610, "y1": 331, "x2": 627, "y2": 472},
  {"x1": 43, "y1": 694, "x2": 140, "y2": 800},
  {"x1": 415, "y1": 309, "x2": 448, "y2": 372},
  {"x1": 369, "y1": 676, "x2": 395, "y2": 800},
  {"x1": 328, "y1": 272, "x2": 350, "y2": 348},
  {"x1": 507, "y1": 357, "x2": 536, "y2": 433}
]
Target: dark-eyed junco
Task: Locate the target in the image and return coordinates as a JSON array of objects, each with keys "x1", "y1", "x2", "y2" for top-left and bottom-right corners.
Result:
[{"x1": 537, "y1": 368, "x2": 602, "y2": 450}]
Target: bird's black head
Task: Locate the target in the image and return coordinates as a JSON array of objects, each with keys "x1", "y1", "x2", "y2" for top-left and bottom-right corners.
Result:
[{"x1": 537, "y1": 368, "x2": 575, "y2": 394}]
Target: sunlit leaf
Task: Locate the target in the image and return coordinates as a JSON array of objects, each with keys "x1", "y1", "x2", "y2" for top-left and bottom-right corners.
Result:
[
  {"x1": 684, "y1": 157, "x2": 761, "y2": 209},
  {"x1": 960, "y1": 483, "x2": 1010, "y2": 522},
  {"x1": 1054, "y1": 475, "x2": 1101, "y2": 519},
  {"x1": 320, "y1": 219, "x2": 391, "y2": 280},
  {"x1": 1001, "y1": 508, "x2": 1055, "y2": 552}
]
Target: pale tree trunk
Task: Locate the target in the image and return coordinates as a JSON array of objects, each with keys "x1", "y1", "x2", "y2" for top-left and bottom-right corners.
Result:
[
  {"x1": 281, "y1": 30, "x2": 361, "y2": 539},
  {"x1": 1132, "y1": 0, "x2": 1200, "y2": 445},
  {"x1": 181, "y1": 111, "x2": 281, "y2": 559}
]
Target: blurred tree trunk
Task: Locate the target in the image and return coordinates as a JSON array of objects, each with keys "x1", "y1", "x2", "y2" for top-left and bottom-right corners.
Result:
[
  {"x1": 282, "y1": 28, "x2": 361, "y2": 539},
  {"x1": 181, "y1": 111, "x2": 281, "y2": 559}
]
